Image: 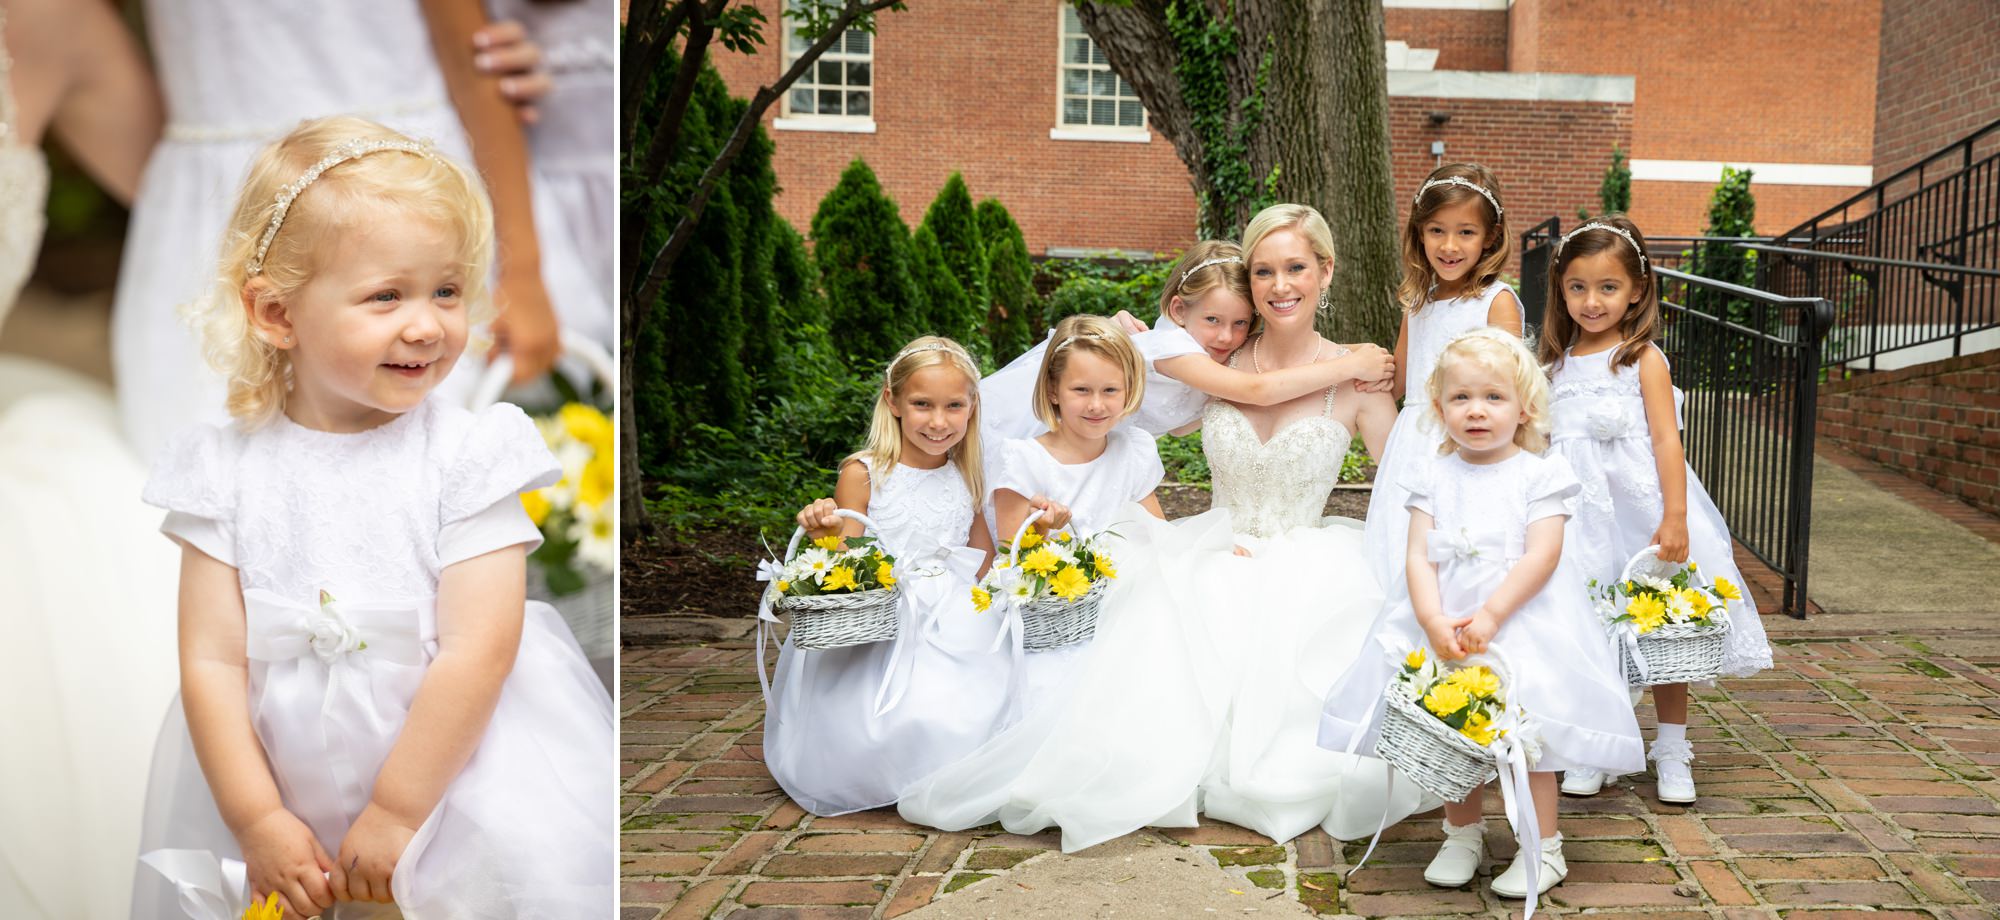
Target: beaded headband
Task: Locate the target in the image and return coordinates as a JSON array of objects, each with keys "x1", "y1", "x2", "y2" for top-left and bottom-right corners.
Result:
[
  {"x1": 246, "y1": 137, "x2": 441, "y2": 276},
  {"x1": 1052, "y1": 332, "x2": 1110, "y2": 352},
  {"x1": 1413, "y1": 176, "x2": 1504, "y2": 220},
  {"x1": 1556, "y1": 221, "x2": 1650, "y2": 276},
  {"x1": 1176, "y1": 255, "x2": 1242, "y2": 292},
  {"x1": 884, "y1": 341, "x2": 960, "y2": 381}
]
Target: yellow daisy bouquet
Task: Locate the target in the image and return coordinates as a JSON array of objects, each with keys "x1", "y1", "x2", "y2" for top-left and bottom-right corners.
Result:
[
  {"x1": 522, "y1": 402, "x2": 615, "y2": 594},
  {"x1": 769, "y1": 533, "x2": 901, "y2": 600},
  {"x1": 1393, "y1": 648, "x2": 1512, "y2": 747},
  {"x1": 971, "y1": 524, "x2": 1117, "y2": 614},
  {"x1": 1593, "y1": 562, "x2": 1740, "y2": 635}
]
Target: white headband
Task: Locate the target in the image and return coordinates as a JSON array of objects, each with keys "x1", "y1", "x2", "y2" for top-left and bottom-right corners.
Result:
[
  {"x1": 1053, "y1": 332, "x2": 1108, "y2": 351},
  {"x1": 1176, "y1": 255, "x2": 1242, "y2": 292},
  {"x1": 247, "y1": 137, "x2": 441, "y2": 276},
  {"x1": 1557, "y1": 221, "x2": 1650, "y2": 276},
  {"x1": 1413, "y1": 176, "x2": 1504, "y2": 219},
  {"x1": 885, "y1": 341, "x2": 956, "y2": 380}
]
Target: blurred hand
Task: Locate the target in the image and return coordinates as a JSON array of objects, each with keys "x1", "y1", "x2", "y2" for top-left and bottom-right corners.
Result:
[
  {"x1": 473, "y1": 20, "x2": 550, "y2": 124},
  {"x1": 1027, "y1": 496, "x2": 1071, "y2": 533},
  {"x1": 797, "y1": 498, "x2": 842, "y2": 537},
  {"x1": 492, "y1": 272, "x2": 561, "y2": 384},
  {"x1": 1111, "y1": 310, "x2": 1150, "y2": 334}
]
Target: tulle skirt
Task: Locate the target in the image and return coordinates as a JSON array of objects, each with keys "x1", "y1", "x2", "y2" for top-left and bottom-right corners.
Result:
[
  {"x1": 129, "y1": 602, "x2": 614, "y2": 920},
  {"x1": 0, "y1": 368, "x2": 180, "y2": 920},
  {"x1": 898, "y1": 506, "x2": 1435, "y2": 852},
  {"x1": 1361, "y1": 404, "x2": 1437, "y2": 590}
]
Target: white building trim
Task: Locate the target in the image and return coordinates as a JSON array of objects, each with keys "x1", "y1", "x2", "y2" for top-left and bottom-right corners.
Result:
[
  {"x1": 1383, "y1": 0, "x2": 1512, "y2": 10},
  {"x1": 1388, "y1": 70, "x2": 1634, "y2": 103},
  {"x1": 1629, "y1": 159, "x2": 1874, "y2": 187},
  {"x1": 773, "y1": 117, "x2": 877, "y2": 135}
]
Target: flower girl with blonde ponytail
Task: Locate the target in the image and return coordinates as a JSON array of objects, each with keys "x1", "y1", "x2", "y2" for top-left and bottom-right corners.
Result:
[{"x1": 130, "y1": 116, "x2": 612, "y2": 920}]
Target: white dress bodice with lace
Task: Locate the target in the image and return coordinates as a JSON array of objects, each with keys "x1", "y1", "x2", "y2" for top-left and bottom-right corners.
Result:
[
  {"x1": 1203, "y1": 387, "x2": 1349, "y2": 539},
  {"x1": 1404, "y1": 281, "x2": 1512, "y2": 396},
  {"x1": 0, "y1": 76, "x2": 46, "y2": 329},
  {"x1": 856, "y1": 457, "x2": 975, "y2": 555}
]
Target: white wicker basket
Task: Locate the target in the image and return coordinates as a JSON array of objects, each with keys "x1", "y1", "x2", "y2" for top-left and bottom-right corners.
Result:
[
  {"x1": 769, "y1": 508, "x2": 901, "y2": 650},
  {"x1": 1373, "y1": 656, "x2": 1516, "y2": 803},
  {"x1": 1008, "y1": 510, "x2": 1106, "y2": 653},
  {"x1": 1609, "y1": 546, "x2": 1732, "y2": 686}
]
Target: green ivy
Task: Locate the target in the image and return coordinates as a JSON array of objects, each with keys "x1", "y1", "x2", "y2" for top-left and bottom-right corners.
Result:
[{"x1": 1164, "y1": 0, "x2": 1278, "y2": 239}]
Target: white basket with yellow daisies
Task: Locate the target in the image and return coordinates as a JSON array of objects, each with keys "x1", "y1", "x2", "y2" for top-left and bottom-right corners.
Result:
[
  {"x1": 974, "y1": 508, "x2": 1117, "y2": 652},
  {"x1": 1374, "y1": 647, "x2": 1541, "y2": 803},
  {"x1": 758, "y1": 508, "x2": 903, "y2": 651},
  {"x1": 1593, "y1": 546, "x2": 1739, "y2": 686},
  {"x1": 520, "y1": 402, "x2": 616, "y2": 660}
]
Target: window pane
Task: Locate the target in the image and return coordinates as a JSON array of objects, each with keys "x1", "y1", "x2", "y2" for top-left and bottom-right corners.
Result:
[
  {"x1": 1068, "y1": 37, "x2": 1093, "y2": 65},
  {"x1": 1063, "y1": 69, "x2": 1089, "y2": 96},
  {"x1": 847, "y1": 91, "x2": 871, "y2": 116},
  {"x1": 846, "y1": 30, "x2": 871, "y2": 54},
  {"x1": 789, "y1": 87, "x2": 813, "y2": 113},
  {"x1": 818, "y1": 89, "x2": 842, "y2": 114},
  {"x1": 818, "y1": 59, "x2": 843, "y2": 87},
  {"x1": 1091, "y1": 98, "x2": 1113, "y2": 125},
  {"x1": 847, "y1": 61, "x2": 871, "y2": 87},
  {"x1": 1118, "y1": 78, "x2": 1138, "y2": 98},
  {"x1": 1063, "y1": 5, "x2": 1081, "y2": 34},
  {"x1": 1063, "y1": 98, "x2": 1088, "y2": 125},
  {"x1": 1092, "y1": 70, "x2": 1116, "y2": 96},
  {"x1": 1091, "y1": 44, "x2": 1108, "y2": 66},
  {"x1": 1118, "y1": 101, "x2": 1143, "y2": 127}
]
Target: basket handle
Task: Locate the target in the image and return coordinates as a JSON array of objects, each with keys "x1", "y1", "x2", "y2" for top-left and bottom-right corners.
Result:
[
  {"x1": 468, "y1": 332, "x2": 618, "y2": 410},
  {"x1": 785, "y1": 507, "x2": 879, "y2": 562},
  {"x1": 1006, "y1": 507, "x2": 1046, "y2": 568},
  {"x1": 1618, "y1": 544, "x2": 1714, "y2": 589}
]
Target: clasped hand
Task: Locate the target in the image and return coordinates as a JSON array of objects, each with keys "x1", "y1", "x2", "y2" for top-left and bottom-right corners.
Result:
[
  {"x1": 242, "y1": 804, "x2": 418, "y2": 917},
  {"x1": 1420, "y1": 605, "x2": 1502, "y2": 660}
]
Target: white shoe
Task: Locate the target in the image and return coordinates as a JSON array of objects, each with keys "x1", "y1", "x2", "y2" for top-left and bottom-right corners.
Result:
[
  {"x1": 1651, "y1": 738, "x2": 1697, "y2": 804},
  {"x1": 1560, "y1": 768, "x2": 1615, "y2": 796},
  {"x1": 1490, "y1": 834, "x2": 1567, "y2": 898},
  {"x1": 1423, "y1": 821, "x2": 1486, "y2": 888}
]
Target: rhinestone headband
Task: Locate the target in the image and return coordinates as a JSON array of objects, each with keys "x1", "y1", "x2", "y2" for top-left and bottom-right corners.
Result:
[
  {"x1": 1053, "y1": 332, "x2": 1109, "y2": 351},
  {"x1": 1557, "y1": 221, "x2": 1650, "y2": 276},
  {"x1": 1177, "y1": 255, "x2": 1242, "y2": 291},
  {"x1": 885, "y1": 341, "x2": 955, "y2": 380},
  {"x1": 246, "y1": 137, "x2": 441, "y2": 276},
  {"x1": 1413, "y1": 176, "x2": 1504, "y2": 219}
]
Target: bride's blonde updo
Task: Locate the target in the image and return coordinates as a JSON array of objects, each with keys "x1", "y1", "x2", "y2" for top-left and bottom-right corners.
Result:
[{"x1": 187, "y1": 115, "x2": 495, "y2": 428}]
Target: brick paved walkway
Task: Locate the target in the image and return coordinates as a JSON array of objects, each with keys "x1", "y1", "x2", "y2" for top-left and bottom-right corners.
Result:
[{"x1": 622, "y1": 625, "x2": 2000, "y2": 919}]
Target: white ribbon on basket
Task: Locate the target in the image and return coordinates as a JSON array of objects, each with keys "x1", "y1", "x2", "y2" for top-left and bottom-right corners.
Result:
[
  {"x1": 1346, "y1": 645, "x2": 1549, "y2": 920},
  {"x1": 139, "y1": 850, "x2": 252, "y2": 920},
  {"x1": 984, "y1": 508, "x2": 1050, "y2": 725},
  {"x1": 871, "y1": 534, "x2": 984, "y2": 717},
  {"x1": 467, "y1": 334, "x2": 617, "y2": 411}
]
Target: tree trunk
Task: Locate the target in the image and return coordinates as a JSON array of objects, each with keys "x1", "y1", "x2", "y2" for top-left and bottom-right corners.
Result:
[
  {"x1": 1321, "y1": 0, "x2": 1400, "y2": 346},
  {"x1": 619, "y1": 342, "x2": 645, "y2": 542},
  {"x1": 1077, "y1": 0, "x2": 1399, "y2": 345}
]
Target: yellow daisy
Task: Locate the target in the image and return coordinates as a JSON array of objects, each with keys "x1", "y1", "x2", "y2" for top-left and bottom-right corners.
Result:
[
  {"x1": 876, "y1": 561, "x2": 897, "y2": 588},
  {"x1": 1020, "y1": 547, "x2": 1060, "y2": 576},
  {"x1": 971, "y1": 586, "x2": 992, "y2": 613},
  {"x1": 1404, "y1": 648, "x2": 1427, "y2": 670},
  {"x1": 822, "y1": 566, "x2": 858, "y2": 592},
  {"x1": 1048, "y1": 565, "x2": 1092, "y2": 601},
  {"x1": 1712, "y1": 577, "x2": 1742, "y2": 601},
  {"x1": 1093, "y1": 555, "x2": 1118, "y2": 579},
  {"x1": 1626, "y1": 594, "x2": 1668, "y2": 633},
  {"x1": 1422, "y1": 683, "x2": 1471, "y2": 719},
  {"x1": 1445, "y1": 666, "x2": 1500, "y2": 698},
  {"x1": 813, "y1": 535, "x2": 845, "y2": 552}
]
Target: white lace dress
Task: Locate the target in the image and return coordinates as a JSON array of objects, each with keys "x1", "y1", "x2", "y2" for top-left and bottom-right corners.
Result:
[
  {"x1": 1549, "y1": 346, "x2": 1771, "y2": 677},
  {"x1": 129, "y1": 399, "x2": 614, "y2": 920},
  {"x1": 763, "y1": 458, "x2": 1012, "y2": 816},
  {"x1": 900, "y1": 388, "x2": 1435, "y2": 851},
  {"x1": 1320, "y1": 451, "x2": 1646, "y2": 777},
  {"x1": 0, "y1": 14, "x2": 183, "y2": 919},
  {"x1": 114, "y1": 0, "x2": 609, "y2": 460},
  {"x1": 1363, "y1": 281, "x2": 1515, "y2": 589}
]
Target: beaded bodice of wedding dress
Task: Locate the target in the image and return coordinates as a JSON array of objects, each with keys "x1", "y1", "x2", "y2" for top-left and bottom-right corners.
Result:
[
  {"x1": 0, "y1": 11, "x2": 50, "y2": 331},
  {"x1": 1202, "y1": 361, "x2": 1351, "y2": 539}
]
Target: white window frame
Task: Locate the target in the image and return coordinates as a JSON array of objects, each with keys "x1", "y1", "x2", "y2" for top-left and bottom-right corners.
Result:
[
  {"x1": 776, "y1": 1, "x2": 877, "y2": 133},
  {"x1": 1053, "y1": 5, "x2": 1148, "y2": 142}
]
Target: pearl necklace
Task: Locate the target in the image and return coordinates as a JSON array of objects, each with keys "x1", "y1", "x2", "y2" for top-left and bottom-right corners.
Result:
[{"x1": 1251, "y1": 333, "x2": 1323, "y2": 373}]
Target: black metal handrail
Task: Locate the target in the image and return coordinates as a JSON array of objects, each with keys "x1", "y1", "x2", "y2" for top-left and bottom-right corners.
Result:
[
  {"x1": 1739, "y1": 243, "x2": 2000, "y2": 278},
  {"x1": 1653, "y1": 267, "x2": 1834, "y2": 618},
  {"x1": 1741, "y1": 241, "x2": 2000, "y2": 369},
  {"x1": 1778, "y1": 116, "x2": 2000, "y2": 245},
  {"x1": 1518, "y1": 215, "x2": 1561, "y2": 328}
]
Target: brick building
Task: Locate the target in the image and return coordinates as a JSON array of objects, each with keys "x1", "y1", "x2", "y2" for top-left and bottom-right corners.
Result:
[{"x1": 711, "y1": 0, "x2": 1881, "y2": 257}]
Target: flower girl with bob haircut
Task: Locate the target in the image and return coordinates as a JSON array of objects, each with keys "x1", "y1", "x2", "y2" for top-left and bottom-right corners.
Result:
[
  {"x1": 132, "y1": 116, "x2": 612, "y2": 920},
  {"x1": 1318, "y1": 328, "x2": 1641, "y2": 902}
]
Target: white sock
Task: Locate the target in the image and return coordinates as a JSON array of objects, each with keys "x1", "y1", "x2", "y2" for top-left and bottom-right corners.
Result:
[
  {"x1": 1656, "y1": 722, "x2": 1687, "y2": 745},
  {"x1": 1444, "y1": 817, "x2": 1482, "y2": 833}
]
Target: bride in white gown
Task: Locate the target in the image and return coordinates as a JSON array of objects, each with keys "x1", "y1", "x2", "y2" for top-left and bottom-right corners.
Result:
[{"x1": 898, "y1": 205, "x2": 1436, "y2": 851}]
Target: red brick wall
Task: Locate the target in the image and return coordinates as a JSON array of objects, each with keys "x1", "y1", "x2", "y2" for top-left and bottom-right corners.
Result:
[
  {"x1": 1384, "y1": 8, "x2": 1509, "y2": 72},
  {"x1": 711, "y1": 1, "x2": 1628, "y2": 257},
  {"x1": 1389, "y1": 96, "x2": 1632, "y2": 251},
  {"x1": 1630, "y1": 180, "x2": 1872, "y2": 240},
  {"x1": 710, "y1": 0, "x2": 1195, "y2": 256},
  {"x1": 1816, "y1": 350, "x2": 2000, "y2": 517},
  {"x1": 1873, "y1": 0, "x2": 2000, "y2": 178}
]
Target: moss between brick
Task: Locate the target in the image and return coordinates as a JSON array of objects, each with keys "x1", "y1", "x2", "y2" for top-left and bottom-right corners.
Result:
[
  {"x1": 965, "y1": 848, "x2": 1039, "y2": 870},
  {"x1": 622, "y1": 814, "x2": 682, "y2": 830},
  {"x1": 1246, "y1": 868, "x2": 1284, "y2": 889},
  {"x1": 1906, "y1": 660, "x2": 1952, "y2": 679},
  {"x1": 1297, "y1": 872, "x2": 1340, "y2": 914},
  {"x1": 1212, "y1": 845, "x2": 1285, "y2": 867},
  {"x1": 943, "y1": 872, "x2": 994, "y2": 893}
]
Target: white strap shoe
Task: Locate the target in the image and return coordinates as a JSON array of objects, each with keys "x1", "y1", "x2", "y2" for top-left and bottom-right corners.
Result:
[
  {"x1": 1423, "y1": 820, "x2": 1486, "y2": 888},
  {"x1": 1560, "y1": 768, "x2": 1616, "y2": 796},
  {"x1": 1490, "y1": 833, "x2": 1567, "y2": 898},
  {"x1": 1650, "y1": 738, "x2": 1697, "y2": 804}
]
